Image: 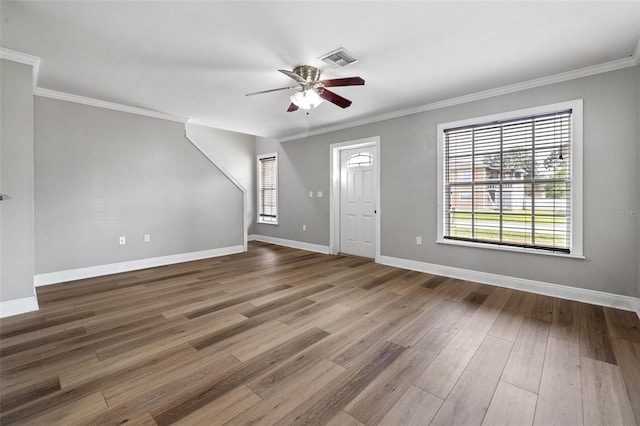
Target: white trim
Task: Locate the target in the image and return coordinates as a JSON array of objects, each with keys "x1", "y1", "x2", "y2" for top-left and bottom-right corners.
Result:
[
  {"x1": 34, "y1": 245, "x2": 244, "y2": 287},
  {"x1": 184, "y1": 124, "x2": 249, "y2": 251},
  {"x1": 636, "y1": 39, "x2": 640, "y2": 321},
  {"x1": 1, "y1": 48, "x2": 187, "y2": 123},
  {"x1": 569, "y1": 100, "x2": 584, "y2": 256},
  {"x1": 0, "y1": 296, "x2": 39, "y2": 318},
  {"x1": 632, "y1": 38, "x2": 640, "y2": 64},
  {"x1": 0, "y1": 47, "x2": 39, "y2": 66},
  {"x1": 435, "y1": 239, "x2": 585, "y2": 259},
  {"x1": 257, "y1": 152, "x2": 279, "y2": 225},
  {"x1": 0, "y1": 47, "x2": 41, "y2": 89},
  {"x1": 251, "y1": 235, "x2": 330, "y2": 255},
  {"x1": 329, "y1": 137, "x2": 381, "y2": 260},
  {"x1": 278, "y1": 57, "x2": 637, "y2": 142},
  {"x1": 34, "y1": 87, "x2": 188, "y2": 123},
  {"x1": 436, "y1": 99, "x2": 584, "y2": 257},
  {"x1": 379, "y1": 255, "x2": 639, "y2": 313},
  {"x1": 246, "y1": 237, "x2": 640, "y2": 316}
]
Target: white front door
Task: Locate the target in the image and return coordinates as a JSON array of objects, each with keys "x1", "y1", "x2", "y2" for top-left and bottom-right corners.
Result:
[{"x1": 340, "y1": 146, "x2": 376, "y2": 258}]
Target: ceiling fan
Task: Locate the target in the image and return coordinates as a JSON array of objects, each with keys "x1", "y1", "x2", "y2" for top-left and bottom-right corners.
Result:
[{"x1": 246, "y1": 65, "x2": 365, "y2": 112}]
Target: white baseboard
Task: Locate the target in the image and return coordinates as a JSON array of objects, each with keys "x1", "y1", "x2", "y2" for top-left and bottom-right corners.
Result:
[
  {"x1": 34, "y1": 245, "x2": 245, "y2": 287},
  {"x1": 0, "y1": 296, "x2": 39, "y2": 318},
  {"x1": 379, "y1": 255, "x2": 640, "y2": 314},
  {"x1": 23, "y1": 238, "x2": 639, "y2": 319},
  {"x1": 249, "y1": 235, "x2": 331, "y2": 255},
  {"x1": 248, "y1": 237, "x2": 639, "y2": 316}
]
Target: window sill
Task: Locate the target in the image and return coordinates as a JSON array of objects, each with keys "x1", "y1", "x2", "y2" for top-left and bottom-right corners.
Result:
[
  {"x1": 257, "y1": 221, "x2": 279, "y2": 226},
  {"x1": 436, "y1": 238, "x2": 585, "y2": 259}
]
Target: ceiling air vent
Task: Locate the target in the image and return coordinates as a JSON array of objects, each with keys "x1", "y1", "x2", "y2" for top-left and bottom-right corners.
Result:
[{"x1": 318, "y1": 47, "x2": 358, "y2": 68}]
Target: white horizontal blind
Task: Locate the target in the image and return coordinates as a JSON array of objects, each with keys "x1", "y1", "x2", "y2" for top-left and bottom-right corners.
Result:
[
  {"x1": 444, "y1": 110, "x2": 572, "y2": 253},
  {"x1": 258, "y1": 155, "x2": 277, "y2": 223}
]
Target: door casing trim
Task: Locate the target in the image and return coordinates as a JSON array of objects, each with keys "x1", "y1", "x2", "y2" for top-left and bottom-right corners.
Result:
[{"x1": 329, "y1": 137, "x2": 380, "y2": 261}]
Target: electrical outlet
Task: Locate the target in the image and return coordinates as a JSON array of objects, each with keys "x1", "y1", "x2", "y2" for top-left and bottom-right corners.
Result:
[
  {"x1": 416, "y1": 236, "x2": 422, "y2": 245},
  {"x1": 302, "y1": 224, "x2": 307, "y2": 231},
  {"x1": 316, "y1": 191, "x2": 323, "y2": 198},
  {"x1": 119, "y1": 236, "x2": 126, "y2": 245},
  {"x1": 309, "y1": 191, "x2": 313, "y2": 198},
  {"x1": 144, "y1": 234, "x2": 151, "y2": 243}
]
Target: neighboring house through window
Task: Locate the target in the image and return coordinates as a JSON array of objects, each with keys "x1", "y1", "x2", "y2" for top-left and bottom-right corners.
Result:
[
  {"x1": 257, "y1": 153, "x2": 278, "y2": 224},
  {"x1": 437, "y1": 100, "x2": 583, "y2": 256}
]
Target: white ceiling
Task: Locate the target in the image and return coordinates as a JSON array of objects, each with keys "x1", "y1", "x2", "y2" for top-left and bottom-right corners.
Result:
[{"x1": 1, "y1": 1, "x2": 639, "y2": 139}]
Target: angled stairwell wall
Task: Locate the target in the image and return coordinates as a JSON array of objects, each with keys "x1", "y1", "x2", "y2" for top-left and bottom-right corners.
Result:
[{"x1": 184, "y1": 122, "x2": 256, "y2": 247}]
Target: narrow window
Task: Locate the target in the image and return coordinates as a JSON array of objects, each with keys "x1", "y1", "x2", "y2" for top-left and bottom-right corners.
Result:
[{"x1": 257, "y1": 153, "x2": 278, "y2": 224}]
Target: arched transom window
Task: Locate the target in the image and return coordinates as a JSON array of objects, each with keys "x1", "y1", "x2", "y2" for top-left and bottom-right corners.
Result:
[{"x1": 346, "y1": 152, "x2": 373, "y2": 167}]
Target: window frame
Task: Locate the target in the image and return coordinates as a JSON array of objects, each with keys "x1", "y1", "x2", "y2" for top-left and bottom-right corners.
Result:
[
  {"x1": 436, "y1": 100, "x2": 584, "y2": 258},
  {"x1": 257, "y1": 152, "x2": 279, "y2": 225}
]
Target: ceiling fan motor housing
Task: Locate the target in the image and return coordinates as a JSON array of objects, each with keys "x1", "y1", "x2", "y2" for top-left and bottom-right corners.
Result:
[{"x1": 293, "y1": 65, "x2": 321, "y2": 83}]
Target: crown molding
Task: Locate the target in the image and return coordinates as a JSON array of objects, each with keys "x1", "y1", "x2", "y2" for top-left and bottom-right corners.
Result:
[
  {"x1": 278, "y1": 56, "x2": 639, "y2": 142},
  {"x1": 0, "y1": 47, "x2": 41, "y2": 89},
  {"x1": 34, "y1": 87, "x2": 188, "y2": 123},
  {"x1": 1, "y1": 47, "x2": 187, "y2": 123}
]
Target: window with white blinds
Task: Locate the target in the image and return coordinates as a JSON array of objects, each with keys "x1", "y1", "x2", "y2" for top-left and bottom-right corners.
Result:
[
  {"x1": 257, "y1": 153, "x2": 278, "y2": 224},
  {"x1": 437, "y1": 101, "x2": 583, "y2": 256}
]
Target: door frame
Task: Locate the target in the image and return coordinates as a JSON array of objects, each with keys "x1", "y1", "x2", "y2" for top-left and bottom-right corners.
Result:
[{"x1": 329, "y1": 137, "x2": 380, "y2": 261}]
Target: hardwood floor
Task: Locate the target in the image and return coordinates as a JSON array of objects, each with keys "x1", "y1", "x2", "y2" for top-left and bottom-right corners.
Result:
[{"x1": 1, "y1": 241, "x2": 639, "y2": 425}]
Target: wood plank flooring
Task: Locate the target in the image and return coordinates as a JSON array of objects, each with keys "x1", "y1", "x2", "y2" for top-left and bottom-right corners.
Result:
[{"x1": 1, "y1": 241, "x2": 639, "y2": 425}]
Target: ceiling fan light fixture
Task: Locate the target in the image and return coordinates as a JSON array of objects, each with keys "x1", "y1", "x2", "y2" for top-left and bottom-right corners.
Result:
[
  {"x1": 247, "y1": 64, "x2": 363, "y2": 112},
  {"x1": 290, "y1": 89, "x2": 324, "y2": 110}
]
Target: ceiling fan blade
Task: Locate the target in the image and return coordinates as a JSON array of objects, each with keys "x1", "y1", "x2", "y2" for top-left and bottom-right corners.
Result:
[
  {"x1": 287, "y1": 103, "x2": 299, "y2": 112},
  {"x1": 279, "y1": 69, "x2": 307, "y2": 84},
  {"x1": 318, "y1": 88, "x2": 352, "y2": 108},
  {"x1": 245, "y1": 86, "x2": 299, "y2": 96},
  {"x1": 319, "y1": 77, "x2": 365, "y2": 87}
]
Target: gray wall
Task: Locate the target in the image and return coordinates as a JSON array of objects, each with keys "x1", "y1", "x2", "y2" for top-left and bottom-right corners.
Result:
[
  {"x1": 256, "y1": 66, "x2": 640, "y2": 298},
  {"x1": 35, "y1": 97, "x2": 243, "y2": 274},
  {"x1": 254, "y1": 135, "x2": 331, "y2": 243},
  {"x1": 185, "y1": 122, "x2": 255, "y2": 234},
  {"x1": 0, "y1": 59, "x2": 35, "y2": 302}
]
